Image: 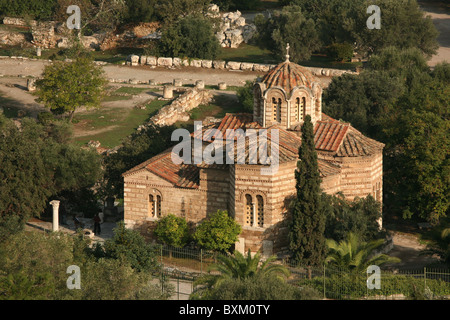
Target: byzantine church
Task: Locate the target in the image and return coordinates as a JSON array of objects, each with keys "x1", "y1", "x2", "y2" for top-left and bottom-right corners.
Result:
[{"x1": 122, "y1": 50, "x2": 384, "y2": 256}]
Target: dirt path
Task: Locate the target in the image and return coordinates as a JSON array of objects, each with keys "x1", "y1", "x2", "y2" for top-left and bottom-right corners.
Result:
[{"x1": 386, "y1": 231, "x2": 442, "y2": 269}]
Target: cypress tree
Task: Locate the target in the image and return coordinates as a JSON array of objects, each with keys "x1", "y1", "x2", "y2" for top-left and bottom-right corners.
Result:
[{"x1": 289, "y1": 115, "x2": 327, "y2": 266}]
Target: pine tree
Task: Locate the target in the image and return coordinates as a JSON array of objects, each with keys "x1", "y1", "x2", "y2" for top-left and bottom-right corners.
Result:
[{"x1": 289, "y1": 115, "x2": 327, "y2": 266}]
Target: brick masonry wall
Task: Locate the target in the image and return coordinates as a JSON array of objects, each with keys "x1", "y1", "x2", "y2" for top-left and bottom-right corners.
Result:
[{"x1": 124, "y1": 150, "x2": 383, "y2": 254}]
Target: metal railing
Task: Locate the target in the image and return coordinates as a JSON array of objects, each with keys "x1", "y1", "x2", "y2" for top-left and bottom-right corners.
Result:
[{"x1": 154, "y1": 244, "x2": 450, "y2": 300}]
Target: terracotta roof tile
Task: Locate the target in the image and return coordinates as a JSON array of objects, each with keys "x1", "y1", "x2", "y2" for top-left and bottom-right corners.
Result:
[
  {"x1": 261, "y1": 61, "x2": 316, "y2": 93},
  {"x1": 124, "y1": 114, "x2": 383, "y2": 188}
]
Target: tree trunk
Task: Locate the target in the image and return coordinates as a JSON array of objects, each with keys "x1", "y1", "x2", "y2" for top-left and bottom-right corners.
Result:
[{"x1": 68, "y1": 110, "x2": 75, "y2": 123}]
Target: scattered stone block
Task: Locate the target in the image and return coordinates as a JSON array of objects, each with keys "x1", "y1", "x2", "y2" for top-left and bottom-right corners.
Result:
[
  {"x1": 27, "y1": 78, "x2": 36, "y2": 91},
  {"x1": 226, "y1": 61, "x2": 241, "y2": 70},
  {"x1": 240, "y1": 62, "x2": 253, "y2": 71},
  {"x1": 201, "y1": 60, "x2": 213, "y2": 68},
  {"x1": 157, "y1": 57, "x2": 173, "y2": 67},
  {"x1": 213, "y1": 60, "x2": 226, "y2": 69},
  {"x1": 195, "y1": 80, "x2": 205, "y2": 89},
  {"x1": 163, "y1": 85, "x2": 174, "y2": 99},
  {"x1": 191, "y1": 59, "x2": 202, "y2": 68},
  {"x1": 146, "y1": 56, "x2": 157, "y2": 66}
]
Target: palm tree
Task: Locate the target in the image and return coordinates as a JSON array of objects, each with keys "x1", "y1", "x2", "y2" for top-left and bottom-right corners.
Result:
[
  {"x1": 191, "y1": 249, "x2": 290, "y2": 299},
  {"x1": 325, "y1": 232, "x2": 400, "y2": 273}
]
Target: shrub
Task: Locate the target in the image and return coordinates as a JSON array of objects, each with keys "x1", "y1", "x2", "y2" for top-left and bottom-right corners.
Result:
[
  {"x1": 203, "y1": 275, "x2": 322, "y2": 300},
  {"x1": 326, "y1": 43, "x2": 354, "y2": 62},
  {"x1": 236, "y1": 80, "x2": 254, "y2": 113},
  {"x1": 154, "y1": 214, "x2": 190, "y2": 248},
  {"x1": 299, "y1": 272, "x2": 450, "y2": 299},
  {"x1": 193, "y1": 210, "x2": 241, "y2": 253},
  {"x1": 157, "y1": 14, "x2": 220, "y2": 60}
]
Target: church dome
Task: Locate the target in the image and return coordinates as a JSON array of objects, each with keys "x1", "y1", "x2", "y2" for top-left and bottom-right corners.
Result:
[{"x1": 261, "y1": 60, "x2": 316, "y2": 94}]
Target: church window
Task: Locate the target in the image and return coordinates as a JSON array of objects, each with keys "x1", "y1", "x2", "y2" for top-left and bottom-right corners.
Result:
[
  {"x1": 148, "y1": 194, "x2": 155, "y2": 217},
  {"x1": 256, "y1": 195, "x2": 264, "y2": 227},
  {"x1": 156, "y1": 195, "x2": 162, "y2": 218},
  {"x1": 245, "y1": 194, "x2": 253, "y2": 226},
  {"x1": 272, "y1": 97, "x2": 281, "y2": 123},
  {"x1": 149, "y1": 193, "x2": 162, "y2": 218},
  {"x1": 296, "y1": 97, "x2": 306, "y2": 122}
]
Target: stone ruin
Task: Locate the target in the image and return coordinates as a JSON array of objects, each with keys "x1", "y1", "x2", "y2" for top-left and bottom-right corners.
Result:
[
  {"x1": 208, "y1": 4, "x2": 256, "y2": 48},
  {"x1": 2, "y1": 16, "x2": 103, "y2": 50},
  {"x1": 140, "y1": 88, "x2": 213, "y2": 128}
]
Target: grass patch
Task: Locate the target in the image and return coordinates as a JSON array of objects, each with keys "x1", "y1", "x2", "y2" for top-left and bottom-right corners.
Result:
[
  {"x1": 217, "y1": 43, "x2": 277, "y2": 64},
  {"x1": 102, "y1": 95, "x2": 132, "y2": 102},
  {"x1": 114, "y1": 86, "x2": 150, "y2": 95},
  {"x1": 187, "y1": 93, "x2": 243, "y2": 122},
  {"x1": 298, "y1": 54, "x2": 362, "y2": 70},
  {"x1": 73, "y1": 97, "x2": 174, "y2": 148}
]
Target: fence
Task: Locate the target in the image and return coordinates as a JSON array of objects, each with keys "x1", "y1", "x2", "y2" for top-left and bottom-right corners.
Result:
[{"x1": 154, "y1": 244, "x2": 450, "y2": 300}]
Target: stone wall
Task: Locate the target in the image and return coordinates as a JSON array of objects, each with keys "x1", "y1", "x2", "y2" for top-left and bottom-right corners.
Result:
[
  {"x1": 123, "y1": 167, "x2": 230, "y2": 232},
  {"x1": 145, "y1": 88, "x2": 213, "y2": 127},
  {"x1": 127, "y1": 54, "x2": 356, "y2": 77},
  {"x1": 3, "y1": 17, "x2": 37, "y2": 27}
]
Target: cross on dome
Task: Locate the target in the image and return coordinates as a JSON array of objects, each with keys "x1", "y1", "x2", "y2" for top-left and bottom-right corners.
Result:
[{"x1": 285, "y1": 43, "x2": 290, "y2": 62}]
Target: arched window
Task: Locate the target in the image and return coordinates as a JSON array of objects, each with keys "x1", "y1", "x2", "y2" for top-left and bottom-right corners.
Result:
[
  {"x1": 245, "y1": 194, "x2": 253, "y2": 226},
  {"x1": 272, "y1": 97, "x2": 277, "y2": 122},
  {"x1": 149, "y1": 193, "x2": 162, "y2": 218},
  {"x1": 277, "y1": 98, "x2": 282, "y2": 123},
  {"x1": 272, "y1": 97, "x2": 282, "y2": 123},
  {"x1": 256, "y1": 195, "x2": 264, "y2": 227},
  {"x1": 148, "y1": 194, "x2": 155, "y2": 217},
  {"x1": 298, "y1": 97, "x2": 305, "y2": 121},
  {"x1": 156, "y1": 195, "x2": 162, "y2": 218}
]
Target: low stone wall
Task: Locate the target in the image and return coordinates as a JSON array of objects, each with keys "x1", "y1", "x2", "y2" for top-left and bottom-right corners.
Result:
[
  {"x1": 127, "y1": 54, "x2": 356, "y2": 77},
  {"x1": 141, "y1": 88, "x2": 213, "y2": 127},
  {"x1": 2, "y1": 17, "x2": 37, "y2": 27}
]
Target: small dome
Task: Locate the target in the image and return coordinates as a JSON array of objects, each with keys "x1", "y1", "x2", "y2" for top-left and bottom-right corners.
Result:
[{"x1": 261, "y1": 60, "x2": 316, "y2": 93}]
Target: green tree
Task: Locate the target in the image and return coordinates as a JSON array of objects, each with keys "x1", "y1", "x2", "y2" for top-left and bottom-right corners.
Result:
[
  {"x1": 323, "y1": 69, "x2": 405, "y2": 139},
  {"x1": 0, "y1": 230, "x2": 168, "y2": 300},
  {"x1": 289, "y1": 115, "x2": 327, "y2": 266},
  {"x1": 35, "y1": 56, "x2": 107, "y2": 122},
  {"x1": 254, "y1": 5, "x2": 320, "y2": 62},
  {"x1": 156, "y1": 0, "x2": 212, "y2": 24},
  {"x1": 101, "y1": 124, "x2": 177, "y2": 199},
  {"x1": 154, "y1": 214, "x2": 190, "y2": 248},
  {"x1": 357, "y1": 0, "x2": 439, "y2": 58},
  {"x1": 157, "y1": 14, "x2": 220, "y2": 59},
  {"x1": 324, "y1": 193, "x2": 382, "y2": 243},
  {"x1": 193, "y1": 274, "x2": 321, "y2": 300},
  {"x1": 101, "y1": 221, "x2": 159, "y2": 273},
  {"x1": 326, "y1": 42, "x2": 354, "y2": 62},
  {"x1": 236, "y1": 80, "x2": 254, "y2": 113},
  {"x1": 0, "y1": 0, "x2": 56, "y2": 20},
  {"x1": 124, "y1": 0, "x2": 157, "y2": 23},
  {"x1": 193, "y1": 210, "x2": 241, "y2": 252},
  {"x1": 325, "y1": 232, "x2": 400, "y2": 272},
  {"x1": 0, "y1": 115, "x2": 102, "y2": 232},
  {"x1": 324, "y1": 46, "x2": 449, "y2": 224},
  {"x1": 191, "y1": 249, "x2": 291, "y2": 299},
  {"x1": 53, "y1": 0, "x2": 126, "y2": 34},
  {"x1": 283, "y1": 0, "x2": 439, "y2": 58}
]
